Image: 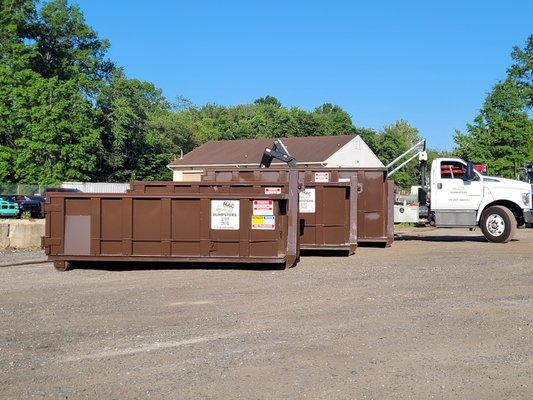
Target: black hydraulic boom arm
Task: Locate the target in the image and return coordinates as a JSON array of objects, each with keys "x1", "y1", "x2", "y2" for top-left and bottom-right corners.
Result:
[{"x1": 259, "y1": 139, "x2": 297, "y2": 168}]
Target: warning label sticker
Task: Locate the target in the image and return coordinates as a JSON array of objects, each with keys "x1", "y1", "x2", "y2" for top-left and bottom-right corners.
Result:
[
  {"x1": 299, "y1": 188, "x2": 316, "y2": 213},
  {"x1": 264, "y1": 187, "x2": 282, "y2": 194},
  {"x1": 251, "y1": 215, "x2": 275, "y2": 230},
  {"x1": 314, "y1": 172, "x2": 330, "y2": 183},
  {"x1": 211, "y1": 200, "x2": 239, "y2": 230},
  {"x1": 253, "y1": 199, "x2": 273, "y2": 215}
]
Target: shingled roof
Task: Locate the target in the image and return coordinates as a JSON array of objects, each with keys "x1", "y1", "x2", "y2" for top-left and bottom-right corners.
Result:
[{"x1": 169, "y1": 135, "x2": 357, "y2": 167}]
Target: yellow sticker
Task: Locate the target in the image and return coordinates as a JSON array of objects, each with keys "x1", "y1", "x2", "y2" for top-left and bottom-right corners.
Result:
[{"x1": 251, "y1": 215, "x2": 275, "y2": 230}]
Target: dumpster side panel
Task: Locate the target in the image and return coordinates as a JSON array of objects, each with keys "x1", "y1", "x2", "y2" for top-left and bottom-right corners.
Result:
[
  {"x1": 201, "y1": 168, "x2": 357, "y2": 252},
  {"x1": 63, "y1": 198, "x2": 91, "y2": 256},
  {"x1": 171, "y1": 199, "x2": 201, "y2": 256},
  {"x1": 386, "y1": 179, "x2": 395, "y2": 246},
  {"x1": 100, "y1": 198, "x2": 123, "y2": 255},
  {"x1": 321, "y1": 186, "x2": 349, "y2": 246},
  {"x1": 339, "y1": 170, "x2": 385, "y2": 243}
]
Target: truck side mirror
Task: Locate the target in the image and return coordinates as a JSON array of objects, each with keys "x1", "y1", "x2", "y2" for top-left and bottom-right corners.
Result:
[{"x1": 465, "y1": 162, "x2": 476, "y2": 181}]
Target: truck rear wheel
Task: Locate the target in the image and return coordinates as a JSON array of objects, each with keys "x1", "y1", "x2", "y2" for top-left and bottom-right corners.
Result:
[{"x1": 480, "y1": 206, "x2": 516, "y2": 243}]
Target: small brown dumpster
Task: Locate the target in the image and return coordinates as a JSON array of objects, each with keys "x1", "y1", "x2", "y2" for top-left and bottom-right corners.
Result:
[
  {"x1": 43, "y1": 172, "x2": 300, "y2": 270},
  {"x1": 202, "y1": 167, "x2": 394, "y2": 247},
  {"x1": 201, "y1": 169, "x2": 358, "y2": 254},
  {"x1": 336, "y1": 168, "x2": 394, "y2": 247}
]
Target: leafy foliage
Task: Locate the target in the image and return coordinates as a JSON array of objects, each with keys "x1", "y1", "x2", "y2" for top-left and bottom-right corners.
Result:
[
  {"x1": 0, "y1": 0, "x2": 105, "y2": 183},
  {"x1": 1, "y1": 0, "x2": 530, "y2": 187},
  {"x1": 455, "y1": 35, "x2": 533, "y2": 178},
  {"x1": 373, "y1": 120, "x2": 422, "y2": 188}
]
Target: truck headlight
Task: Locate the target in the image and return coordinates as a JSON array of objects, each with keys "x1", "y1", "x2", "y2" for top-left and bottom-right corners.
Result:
[{"x1": 522, "y1": 192, "x2": 531, "y2": 207}]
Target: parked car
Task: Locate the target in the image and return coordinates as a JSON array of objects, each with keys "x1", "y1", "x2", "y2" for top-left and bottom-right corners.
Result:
[
  {"x1": 0, "y1": 197, "x2": 20, "y2": 218},
  {"x1": 9, "y1": 195, "x2": 44, "y2": 218}
]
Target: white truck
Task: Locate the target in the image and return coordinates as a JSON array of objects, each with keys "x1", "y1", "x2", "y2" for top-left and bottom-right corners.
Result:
[{"x1": 391, "y1": 140, "x2": 533, "y2": 242}]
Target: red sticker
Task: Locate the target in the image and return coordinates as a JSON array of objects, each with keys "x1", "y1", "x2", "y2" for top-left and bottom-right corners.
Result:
[{"x1": 253, "y1": 200, "x2": 274, "y2": 215}]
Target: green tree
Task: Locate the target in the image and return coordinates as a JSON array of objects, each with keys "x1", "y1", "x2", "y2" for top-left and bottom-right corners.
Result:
[
  {"x1": 96, "y1": 71, "x2": 169, "y2": 181},
  {"x1": 455, "y1": 35, "x2": 533, "y2": 178},
  {"x1": 13, "y1": 76, "x2": 101, "y2": 183},
  {"x1": 32, "y1": 0, "x2": 114, "y2": 96},
  {"x1": 312, "y1": 103, "x2": 356, "y2": 136},
  {"x1": 375, "y1": 120, "x2": 422, "y2": 188},
  {"x1": 253, "y1": 95, "x2": 281, "y2": 107},
  {"x1": 0, "y1": 0, "x2": 38, "y2": 181},
  {"x1": 0, "y1": 0, "x2": 111, "y2": 184},
  {"x1": 139, "y1": 108, "x2": 197, "y2": 180}
]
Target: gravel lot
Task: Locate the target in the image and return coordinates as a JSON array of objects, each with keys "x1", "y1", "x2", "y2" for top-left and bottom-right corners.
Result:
[{"x1": 1, "y1": 227, "x2": 532, "y2": 399}]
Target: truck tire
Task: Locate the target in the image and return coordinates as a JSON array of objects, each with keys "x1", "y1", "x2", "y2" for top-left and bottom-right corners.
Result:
[{"x1": 480, "y1": 206, "x2": 517, "y2": 243}]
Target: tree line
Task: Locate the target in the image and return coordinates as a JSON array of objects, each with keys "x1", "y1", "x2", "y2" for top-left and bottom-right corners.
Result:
[{"x1": 1, "y1": 1, "x2": 531, "y2": 187}]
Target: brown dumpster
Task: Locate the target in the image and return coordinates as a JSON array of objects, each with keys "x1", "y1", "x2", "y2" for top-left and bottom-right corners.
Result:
[
  {"x1": 135, "y1": 170, "x2": 358, "y2": 254},
  {"x1": 43, "y1": 172, "x2": 300, "y2": 270},
  {"x1": 202, "y1": 167, "x2": 394, "y2": 247},
  {"x1": 199, "y1": 169, "x2": 358, "y2": 254},
  {"x1": 336, "y1": 169, "x2": 394, "y2": 247}
]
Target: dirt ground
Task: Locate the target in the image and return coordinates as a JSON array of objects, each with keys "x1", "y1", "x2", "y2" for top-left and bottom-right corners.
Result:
[{"x1": 1, "y1": 227, "x2": 532, "y2": 399}]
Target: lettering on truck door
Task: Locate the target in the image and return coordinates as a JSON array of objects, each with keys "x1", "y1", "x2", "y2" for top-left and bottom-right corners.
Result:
[{"x1": 432, "y1": 159, "x2": 483, "y2": 211}]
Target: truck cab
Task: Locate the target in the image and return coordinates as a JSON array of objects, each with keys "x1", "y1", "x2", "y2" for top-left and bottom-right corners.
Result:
[{"x1": 429, "y1": 157, "x2": 533, "y2": 242}]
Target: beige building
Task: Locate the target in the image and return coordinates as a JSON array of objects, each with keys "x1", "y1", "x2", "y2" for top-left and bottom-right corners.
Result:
[{"x1": 168, "y1": 134, "x2": 384, "y2": 181}]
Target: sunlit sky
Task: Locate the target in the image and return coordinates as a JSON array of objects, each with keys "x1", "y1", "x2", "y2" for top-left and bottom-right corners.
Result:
[{"x1": 77, "y1": 0, "x2": 532, "y2": 150}]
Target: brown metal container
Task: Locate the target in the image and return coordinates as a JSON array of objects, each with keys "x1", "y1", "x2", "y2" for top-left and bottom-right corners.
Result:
[
  {"x1": 43, "y1": 172, "x2": 300, "y2": 270},
  {"x1": 202, "y1": 167, "x2": 394, "y2": 247},
  {"x1": 199, "y1": 169, "x2": 358, "y2": 254},
  {"x1": 336, "y1": 169, "x2": 394, "y2": 247}
]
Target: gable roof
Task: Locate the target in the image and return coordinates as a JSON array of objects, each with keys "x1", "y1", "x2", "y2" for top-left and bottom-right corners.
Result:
[{"x1": 169, "y1": 135, "x2": 357, "y2": 167}]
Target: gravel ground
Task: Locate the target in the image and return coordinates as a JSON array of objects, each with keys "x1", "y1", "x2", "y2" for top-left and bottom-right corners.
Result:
[
  {"x1": 1, "y1": 227, "x2": 532, "y2": 399},
  {"x1": 0, "y1": 249, "x2": 47, "y2": 267}
]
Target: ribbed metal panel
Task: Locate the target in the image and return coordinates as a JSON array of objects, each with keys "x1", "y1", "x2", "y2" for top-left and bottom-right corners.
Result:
[{"x1": 61, "y1": 182, "x2": 130, "y2": 193}]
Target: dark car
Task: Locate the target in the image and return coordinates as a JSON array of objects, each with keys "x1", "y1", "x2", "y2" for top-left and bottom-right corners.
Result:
[{"x1": 9, "y1": 195, "x2": 44, "y2": 218}]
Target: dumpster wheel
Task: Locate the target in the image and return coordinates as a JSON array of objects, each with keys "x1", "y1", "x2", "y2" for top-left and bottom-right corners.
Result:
[{"x1": 54, "y1": 260, "x2": 73, "y2": 272}]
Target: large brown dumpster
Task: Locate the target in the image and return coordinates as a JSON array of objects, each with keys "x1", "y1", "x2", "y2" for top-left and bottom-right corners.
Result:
[
  {"x1": 199, "y1": 169, "x2": 358, "y2": 254},
  {"x1": 43, "y1": 172, "x2": 300, "y2": 270},
  {"x1": 202, "y1": 167, "x2": 394, "y2": 247}
]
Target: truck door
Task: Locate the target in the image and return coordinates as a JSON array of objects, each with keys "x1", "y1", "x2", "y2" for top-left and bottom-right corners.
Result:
[{"x1": 431, "y1": 159, "x2": 483, "y2": 211}]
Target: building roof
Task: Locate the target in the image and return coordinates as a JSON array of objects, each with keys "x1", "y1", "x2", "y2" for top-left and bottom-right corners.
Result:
[{"x1": 169, "y1": 135, "x2": 357, "y2": 167}]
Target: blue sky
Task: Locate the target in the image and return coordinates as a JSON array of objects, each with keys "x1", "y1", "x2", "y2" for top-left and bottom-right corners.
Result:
[{"x1": 77, "y1": 1, "x2": 532, "y2": 150}]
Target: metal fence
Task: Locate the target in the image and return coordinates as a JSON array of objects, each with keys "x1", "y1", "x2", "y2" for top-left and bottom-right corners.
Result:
[{"x1": 0, "y1": 183, "x2": 48, "y2": 196}]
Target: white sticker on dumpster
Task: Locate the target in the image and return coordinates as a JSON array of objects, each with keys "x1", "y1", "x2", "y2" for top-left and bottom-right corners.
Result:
[
  {"x1": 314, "y1": 172, "x2": 330, "y2": 183},
  {"x1": 253, "y1": 199, "x2": 273, "y2": 215},
  {"x1": 265, "y1": 187, "x2": 282, "y2": 194},
  {"x1": 299, "y1": 188, "x2": 316, "y2": 213},
  {"x1": 211, "y1": 200, "x2": 239, "y2": 230},
  {"x1": 251, "y1": 215, "x2": 275, "y2": 230}
]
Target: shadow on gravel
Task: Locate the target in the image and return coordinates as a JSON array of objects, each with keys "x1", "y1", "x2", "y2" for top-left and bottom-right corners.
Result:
[
  {"x1": 70, "y1": 261, "x2": 287, "y2": 272},
  {"x1": 356, "y1": 242, "x2": 389, "y2": 248},
  {"x1": 396, "y1": 235, "x2": 486, "y2": 242},
  {"x1": 300, "y1": 249, "x2": 352, "y2": 257}
]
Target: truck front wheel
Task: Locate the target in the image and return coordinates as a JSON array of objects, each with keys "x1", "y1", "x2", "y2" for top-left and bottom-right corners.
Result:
[{"x1": 480, "y1": 206, "x2": 517, "y2": 243}]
